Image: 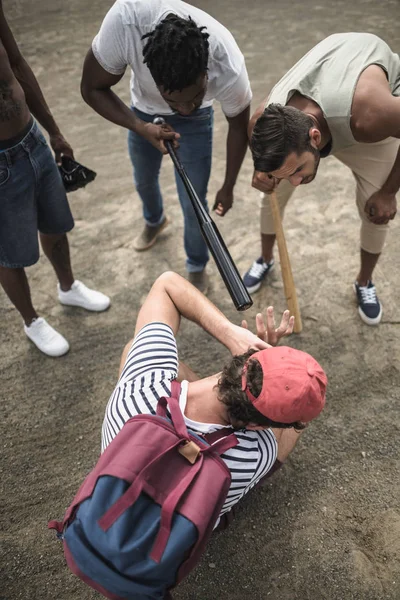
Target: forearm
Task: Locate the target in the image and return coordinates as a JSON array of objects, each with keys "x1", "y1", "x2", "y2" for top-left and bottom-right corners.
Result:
[
  {"x1": 135, "y1": 272, "x2": 273, "y2": 358},
  {"x1": 81, "y1": 85, "x2": 146, "y2": 136},
  {"x1": 381, "y1": 146, "x2": 400, "y2": 195},
  {"x1": 12, "y1": 57, "x2": 60, "y2": 135},
  {"x1": 136, "y1": 272, "x2": 237, "y2": 353},
  {"x1": 222, "y1": 116, "x2": 249, "y2": 190},
  {"x1": 164, "y1": 273, "x2": 235, "y2": 348}
]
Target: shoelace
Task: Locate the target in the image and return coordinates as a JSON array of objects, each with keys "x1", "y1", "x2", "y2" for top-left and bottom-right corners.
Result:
[
  {"x1": 32, "y1": 320, "x2": 57, "y2": 343},
  {"x1": 359, "y1": 285, "x2": 377, "y2": 305},
  {"x1": 248, "y1": 261, "x2": 270, "y2": 278}
]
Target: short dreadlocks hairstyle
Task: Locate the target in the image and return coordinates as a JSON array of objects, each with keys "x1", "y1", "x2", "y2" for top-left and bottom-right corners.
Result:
[
  {"x1": 217, "y1": 349, "x2": 306, "y2": 430},
  {"x1": 251, "y1": 104, "x2": 316, "y2": 173},
  {"x1": 142, "y1": 15, "x2": 209, "y2": 93}
]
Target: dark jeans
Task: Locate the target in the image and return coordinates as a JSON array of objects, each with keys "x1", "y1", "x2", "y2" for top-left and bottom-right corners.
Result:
[
  {"x1": 0, "y1": 121, "x2": 74, "y2": 268},
  {"x1": 128, "y1": 107, "x2": 214, "y2": 272}
]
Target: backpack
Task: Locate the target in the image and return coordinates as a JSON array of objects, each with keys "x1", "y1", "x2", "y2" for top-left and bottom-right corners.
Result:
[{"x1": 48, "y1": 381, "x2": 238, "y2": 600}]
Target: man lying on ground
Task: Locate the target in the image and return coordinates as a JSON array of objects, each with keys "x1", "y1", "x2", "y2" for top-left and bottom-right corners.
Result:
[{"x1": 103, "y1": 271, "x2": 327, "y2": 552}]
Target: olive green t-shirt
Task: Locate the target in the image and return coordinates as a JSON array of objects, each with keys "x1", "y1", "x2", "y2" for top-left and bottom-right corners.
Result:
[{"x1": 267, "y1": 33, "x2": 400, "y2": 153}]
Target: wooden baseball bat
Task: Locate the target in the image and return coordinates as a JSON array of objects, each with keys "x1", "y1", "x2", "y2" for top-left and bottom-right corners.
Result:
[
  {"x1": 268, "y1": 191, "x2": 302, "y2": 333},
  {"x1": 153, "y1": 117, "x2": 253, "y2": 312}
]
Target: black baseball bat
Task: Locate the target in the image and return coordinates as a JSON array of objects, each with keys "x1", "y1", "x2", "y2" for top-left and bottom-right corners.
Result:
[{"x1": 153, "y1": 117, "x2": 252, "y2": 311}]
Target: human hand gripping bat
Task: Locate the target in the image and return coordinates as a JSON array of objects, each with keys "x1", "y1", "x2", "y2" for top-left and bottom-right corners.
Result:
[{"x1": 153, "y1": 116, "x2": 253, "y2": 312}]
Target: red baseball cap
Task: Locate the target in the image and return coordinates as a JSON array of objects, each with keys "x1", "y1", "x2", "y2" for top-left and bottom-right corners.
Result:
[{"x1": 241, "y1": 346, "x2": 327, "y2": 423}]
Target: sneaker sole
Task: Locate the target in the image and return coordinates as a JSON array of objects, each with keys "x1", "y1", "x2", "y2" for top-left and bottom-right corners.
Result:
[
  {"x1": 58, "y1": 298, "x2": 110, "y2": 312},
  {"x1": 133, "y1": 217, "x2": 170, "y2": 252},
  {"x1": 353, "y1": 283, "x2": 383, "y2": 326},
  {"x1": 357, "y1": 305, "x2": 383, "y2": 326},
  {"x1": 244, "y1": 263, "x2": 275, "y2": 295},
  {"x1": 25, "y1": 332, "x2": 70, "y2": 357}
]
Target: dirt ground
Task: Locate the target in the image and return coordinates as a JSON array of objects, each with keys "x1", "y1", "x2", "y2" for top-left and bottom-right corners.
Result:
[{"x1": 1, "y1": 0, "x2": 400, "y2": 599}]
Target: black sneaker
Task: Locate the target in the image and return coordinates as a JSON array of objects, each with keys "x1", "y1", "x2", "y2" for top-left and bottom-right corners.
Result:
[
  {"x1": 243, "y1": 257, "x2": 274, "y2": 294},
  {"x1": 353, "y1": 281, "x2": 382, "y2": 325}
]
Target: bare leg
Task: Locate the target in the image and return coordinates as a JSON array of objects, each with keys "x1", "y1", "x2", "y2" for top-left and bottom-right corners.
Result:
[
  {"x1": 356, "y1": 249, "x2": 380, "y2": 286},
  {"x1": 39, "y1": 232, "x2": 74, "y2": 291},
  {"x1": 261, "y1": 233, "x2": 276, "y2": 263},
  {"x1": 271, "y1": 427, "x2": 303, "y2": 462},
  {"x1": 0, "y1": 266, "x2": 37, "y2": 325}
]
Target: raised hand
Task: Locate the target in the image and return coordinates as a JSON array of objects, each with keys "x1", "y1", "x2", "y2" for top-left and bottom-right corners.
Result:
[{"x1": 242, "y1": 306, "x2": 294, "y2": 347}]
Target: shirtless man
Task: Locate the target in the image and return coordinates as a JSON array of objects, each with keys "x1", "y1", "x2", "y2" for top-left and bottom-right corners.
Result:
[
  {"x1": 0, "y1": 0, "x2": 110, "y2": 357},
  {"x1": 243, "y1": 33, "x2": 399, "y2": 326}
]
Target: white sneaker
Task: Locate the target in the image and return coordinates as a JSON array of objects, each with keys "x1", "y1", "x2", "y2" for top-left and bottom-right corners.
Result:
[
  {"x1": 24, "y1": 317, "x2": 70, "y2": 357},
  {"x1": 58, "y1": 280, "x2": 110, "y2": 312}
]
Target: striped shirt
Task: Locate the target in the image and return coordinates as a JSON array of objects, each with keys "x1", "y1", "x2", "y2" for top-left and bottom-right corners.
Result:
[{"x1": 102, "y1": 322, "x2": 277, "y2": 522}]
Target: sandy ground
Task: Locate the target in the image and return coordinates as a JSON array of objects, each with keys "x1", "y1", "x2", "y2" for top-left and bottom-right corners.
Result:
[{"x1": 1, "y1": 1, "x2": 400, "y2": 599}]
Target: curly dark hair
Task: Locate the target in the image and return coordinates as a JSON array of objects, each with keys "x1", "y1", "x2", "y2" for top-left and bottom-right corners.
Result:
[
  {"x1": 142, "y1": 15, "x2": 209, "y2": 93},
  {"x1": 251, "y1": 103, "x2": 317, "y2": 173},
  {"x1": 217, "y1": 349, "x2": 306, "y2": 430}
]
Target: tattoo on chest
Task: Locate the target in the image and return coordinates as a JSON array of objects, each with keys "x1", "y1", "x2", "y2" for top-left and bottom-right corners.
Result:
[{"x1": 0, "y1": 79, "x2": 22, "y2": 121}]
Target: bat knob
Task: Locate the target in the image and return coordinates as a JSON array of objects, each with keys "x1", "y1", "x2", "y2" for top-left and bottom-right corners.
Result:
[{"x1": 153, "y1": 116, "x2": 166, "y2": 126}]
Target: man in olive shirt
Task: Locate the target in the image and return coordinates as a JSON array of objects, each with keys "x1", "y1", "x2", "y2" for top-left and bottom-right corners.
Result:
[{"x1": 245, "y1": 33, "x2": 399, "y2": 326}]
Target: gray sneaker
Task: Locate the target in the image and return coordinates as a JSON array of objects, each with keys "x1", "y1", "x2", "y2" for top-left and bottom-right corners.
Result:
[
  {"x1": 133, "y1": 216, "x2": 170, "y2": 251},
  {"x1": 188, "y1": 269, "x2": 209, "y2": 295}
]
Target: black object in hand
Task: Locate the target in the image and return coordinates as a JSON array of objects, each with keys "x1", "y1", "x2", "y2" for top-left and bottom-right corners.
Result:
[
  {"x1": 153, "y1": 117, "x2": 253, "y2": 312},
  {"x1": 58, "y1": 156, "x2": 97, "y2": 193}
]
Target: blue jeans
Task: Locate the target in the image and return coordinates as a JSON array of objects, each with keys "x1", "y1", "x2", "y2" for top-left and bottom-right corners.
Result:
[
  {"x1": 128, "y1": 107, "x2": 213, "y2": 272},
  {"x1": 0, "y1": 121, "x2": 74, "y2": 268}
]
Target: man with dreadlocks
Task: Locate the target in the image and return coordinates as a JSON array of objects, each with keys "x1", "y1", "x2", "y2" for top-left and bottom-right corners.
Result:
[{"x1": 81, "y1": 0, "x2": 252, "y2": 293}]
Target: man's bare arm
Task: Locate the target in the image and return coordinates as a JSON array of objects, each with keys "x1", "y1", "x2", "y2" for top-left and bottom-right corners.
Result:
[
  {"x1": 213, "y1": 106, "x2": 250, "y2": 216},
  {"x1": 352, "y1": 65, "x2": 400, "y2": 221},
  {"x1": 351, "y1": 65, "x2": 400, "y2": 143},
  {"x1": 0, "y1": 0, "x2": 72, "y2": 159},
  {"x1": 81, "y1": 49, "x2": 139, "y2": 132},
  {"x1": 0, "y1": 1, "x2": 61, "y2": 135},
  {"x1": 81, "y1": 49, "x2": 179, "y2": 153},
  {"x1": 133, "y1": 271, "x2": 273, "y2": 357}
]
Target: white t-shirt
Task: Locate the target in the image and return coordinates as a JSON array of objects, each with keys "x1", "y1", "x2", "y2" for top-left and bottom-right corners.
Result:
[{"x1": 92, "y1": 0, "x2": 252, "y2": 117}]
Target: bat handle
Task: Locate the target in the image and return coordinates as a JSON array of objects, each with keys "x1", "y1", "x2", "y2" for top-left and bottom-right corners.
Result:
[
  {"x1": 153, "y1": 116, "x2": 173, "y2": 153},
  {"x1": 153, "y1": 117, "x2": 210, "y2": 223},
  {"x1": 268, "y1": 192, "x2": 303, "y2": 333}
]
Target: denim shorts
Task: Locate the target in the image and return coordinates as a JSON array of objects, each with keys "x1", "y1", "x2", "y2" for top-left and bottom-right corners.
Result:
[{"x1": 0, "y1": 121, "x2": 74, "y2": 268}]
